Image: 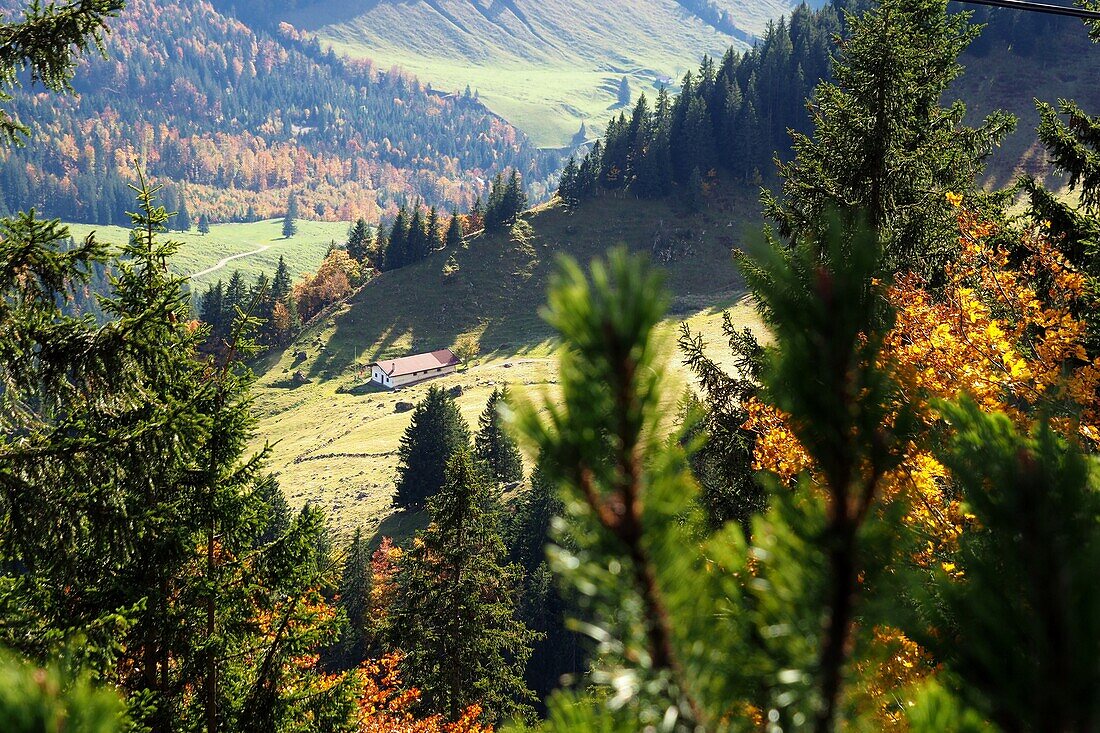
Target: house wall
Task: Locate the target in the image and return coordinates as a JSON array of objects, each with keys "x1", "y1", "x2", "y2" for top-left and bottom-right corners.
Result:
[
  {"x1": 390, "y1": 363, "x2": 457, "y2": 388},
  {"x1": 371, "y1": 365, "x2": 392, "y2": 388}
]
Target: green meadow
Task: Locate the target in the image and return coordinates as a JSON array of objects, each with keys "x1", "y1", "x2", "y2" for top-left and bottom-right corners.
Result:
[
  {"x1": 65, "y1": 218, "x2": 350, "y2": 291},
  {"x1": 250, "y1": 181, "x2": 766, "y2": 540}
]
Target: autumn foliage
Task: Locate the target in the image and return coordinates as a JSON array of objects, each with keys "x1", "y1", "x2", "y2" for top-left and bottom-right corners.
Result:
[
  {"x1": 293, "y1": 249, "x2": 364, "y2": 322},
  {"x1": 355, "y1": 655, "x2": 491, "y2": 733},
  {"x1": 742, "y1": 201, "x2": 1100, "y2": 725}
]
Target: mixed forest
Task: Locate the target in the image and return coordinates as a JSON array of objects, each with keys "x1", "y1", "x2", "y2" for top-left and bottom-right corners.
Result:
[
  {"x1": 0, "y1": 0, "x2": 554, "y2": 227},
  {"x1": 2, "y1": 0, "x2": 1100, "y2": 731}
]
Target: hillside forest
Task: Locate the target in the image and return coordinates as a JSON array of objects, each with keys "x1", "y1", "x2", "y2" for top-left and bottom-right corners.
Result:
[
  {"x1": 0, "y1": 0, "x2": 555, "y2": 226},
  {"x1": 2, "y1": 0, "x2": 1100, "y2": 731}
]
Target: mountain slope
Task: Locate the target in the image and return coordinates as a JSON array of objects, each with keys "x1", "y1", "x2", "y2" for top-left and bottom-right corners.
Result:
[
  {"x1": 0, "y1": 0, "x2": 554, "y2": 225},
  {"x1": 250, "y1": 178, "x2": 762, "y2": 536},
  {"x1": 282, "y1": 0, "x2": 800, "y2": 147}
]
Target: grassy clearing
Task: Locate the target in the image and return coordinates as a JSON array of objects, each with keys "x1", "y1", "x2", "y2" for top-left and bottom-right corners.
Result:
[
  {"x1": 65, "y1": 218, "x2": 349, "y2": 291},
  {"x1": 289, "y1": 0, "x2": 795, "y2": 147},
  {"x1": 251, "y1": 181, "x2": 766, "y2": 541}
]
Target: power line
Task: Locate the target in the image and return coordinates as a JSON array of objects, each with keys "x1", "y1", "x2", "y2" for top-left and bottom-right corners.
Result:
[{"x1": 951, "y1": 0, "x2": 1100, "y2": 19}]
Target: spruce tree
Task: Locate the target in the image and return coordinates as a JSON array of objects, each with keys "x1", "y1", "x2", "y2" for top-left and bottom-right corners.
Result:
[
  {"x1": 557, "y1": 155, "x2": 581, "y2": 208},
  {"x1": 0, "y1": 0, "x2": 122, "y2": 144},
  {"x1": 763, "y1": 0, "x2": 1014, "y2": 278},
  {"x1": 224, "y1": 269, "x2": 248, "y2": 323},
  {"x1": 177, "y1": 195, "x2": 192, "y2": 231},
  {"x1": 346, "y1": 217, "x2": 370, "y2": 263},
  {"x1": 1, "y1": 180, "x2": 352, "y2": 731},
  {"x1": 484, "y1": 172, "x2": 507, "y2": 232},
  {"x1": 426, "y1": 205, "x2": 442, "y2": 252},
  {"x1": 271, "y1": 255, "x2": 292, "y2": 304},
  {"x1": 388, "y1": 448, "x2": 537, "y2": 723},
  {"x1": 405, "y1": 203, "x2": 424, "y2": 263},
  {"x1": 505, "y1": 464, "x2": 584, "y2": 702},
  {"x1": 1022, "y1": 100, "x2": 1100, "y2": 356},
  {"x1": 197, "y1": 213, "x2": 210, "y2": 235},
  {"x1": 393, "y1": 385, "x2": 471, "y2": 509},
  {"x1": 336, "y1": 527, "x2": 371, "y2": 667},
  {"x1": 475, "y1": 387, "x2": 524, "y2": 486},
  {"x1": 383, "y1": 205, "x2": 410, "y2": 271},
  {"x1": 282, "y1": 192, "x2": 298, "y2": 238},
  {"x1": 445, "y1": 209, "x2": 464, "y2": 247},
  {"x1": 625, "y1": 93, "x2": 651, "y2": 182},
  {"x1": 504, "y1": 169, "x2": 527, "y2": 224}
]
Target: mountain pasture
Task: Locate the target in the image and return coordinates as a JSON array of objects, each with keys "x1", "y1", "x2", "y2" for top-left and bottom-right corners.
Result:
[{"x1": 251, "y1": 185, "x2": 764, "y2": 538}]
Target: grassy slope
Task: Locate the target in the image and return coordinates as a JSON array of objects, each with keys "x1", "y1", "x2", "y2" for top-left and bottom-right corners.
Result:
[
  {"x1": 251, "y1": 181, "x2": 765, "y2": 540},
  {"x1": 66, "y1": 219, "x2": 349, "y2": 290},
  {"x1": 287, "y1": 0, "x2": 793, "y2": 147},
  {"x1": 956, "y1": 22, "x2": 1100, "y2": 189}
]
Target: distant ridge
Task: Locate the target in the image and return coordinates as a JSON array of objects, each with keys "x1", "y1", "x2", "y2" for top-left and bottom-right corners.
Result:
[{"x1": 275, "y1": 0, "x2": 802, "y2": 146}]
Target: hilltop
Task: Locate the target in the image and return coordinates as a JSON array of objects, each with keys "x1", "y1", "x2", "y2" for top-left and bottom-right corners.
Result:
[
  {"x1": 279, "y1": 0, "x2": 804, "y2": 147},
  {"x1": 250, "y1": 179, "x2": 765, "y2": 538}
]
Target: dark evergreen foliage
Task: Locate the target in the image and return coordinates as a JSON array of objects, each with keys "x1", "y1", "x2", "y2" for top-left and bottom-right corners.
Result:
[
  {"x1": 505, "y1": 465, "x2": 586, "y2": 706},
  {"x1": 282, "y1": 192, "x2": 298, "y2": 237},
  {"x1": 346, "y1": 217, "x2": 371, "y2": 264},
  {"x1": 484, "y1": 169, "x2": 528, "y2": 232},
  {"x1": 388, "y1": 448, "x2": 537, "y2": 724},
  {"x1": 445, "y1": 208, "x2": 464, "y2": 247},
  {"x1": 474, "y1": 387, "x2": 524, "y2": 486},
  {"x1": 557, "y1": 5, "x2": 837, "y2": 208},
  {"x1": 763, "y1": 0, "x2": 1014, "y2": 279},
  {"x1": 1023, "y1": 99, "x2": 1100, "y2": 357},
  {"x1": 335, "y1": 527, "x2": 372, "y2": 668},
  {"x1": 393, "y1": 386, "x2": 471, "y2": 509},
  {"x1": 0, "y1": 181, "x2": 351, "y2": 730}
]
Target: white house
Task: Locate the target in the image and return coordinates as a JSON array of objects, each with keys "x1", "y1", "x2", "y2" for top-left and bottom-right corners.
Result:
[{"x1": 370, "y1": 348, "x2": 461, "y2": 389}]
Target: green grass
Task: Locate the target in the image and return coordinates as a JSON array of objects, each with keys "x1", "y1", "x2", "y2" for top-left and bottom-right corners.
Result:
[
  {"x1": 289, "y1": 0, "x2": 795, "y2": 147},
  {"x1": 251, "y1": 179, "x2": 766, "y2": 540},
  {"x1": 65, "y1": 219, "x2": 350, "y2": 291}
]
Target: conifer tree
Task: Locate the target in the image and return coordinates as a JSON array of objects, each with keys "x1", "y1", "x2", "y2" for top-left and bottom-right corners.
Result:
[
  {"x1": 271, "y1": 255, "x2": 292, "y2": 304},
  {"x1": 557, "y1": 155, "x2": 581, "y2": 208},
  {"x1": 393, "y1": 386, "x2": 471, "y2": 509},
  {"x1": 635, "y1": 91, "x2": 673, "y2": 198},
  {"x1": 685, "y1": 166, "x2": 705, "y2": 212},
  {"x1": 224, "y1": 269, "x2": 248, "y2": 322},
  {"x1": 388, "y1": 448, "x2": 537, "y2": 723},
  {"x1": 197, "y1": 212, "x2": 210, "y2": 235},
  {"x1": 505, "y1": 169, "x2": 527, "y2": 222},
  {"x1": 445, "y1": 209, "x2": 464, "y2": 247},
  {"x1": 407, "y1": 203, "x2": 427, "y2": 263},
  {"x1": 200, "y1": 279, "x2": 227, "y2": 338},
  {"x1": 1022, "y1": 100, "x2": 1100, "y2": 355},
  {"x1": 763, "y1": 0, "x2": 1014, "y2": 277},
  {"x1": 625, "y1": 93, "x2": 651, "y2": 182},
  {"x1": 1, "y1": 179, "x2": 354, "y2": 732},
  {"x1": 282, "y1": 191, "x2": 298, "y2": 238},
  {"x1": 336, "y1": 527, "x2": 372, "y2": 667},
  {"x1": 426, "y1": 205, "x2": 442, "y2": 252},
  {"x1": 177, "y1": 194, "x2": 192, "y2": 231},
  {"x1": 474, "y1": 387, "x2": 524, "y2": 486},
  {"x1": 383, "y1": 205, "x2": 410, "y2": 271},
  {"x1": 505, "y1": 463, "x2": 585, "y2": 703},
  {"x1": 346, "y1": 217, "x2": 370, "y2": 264},
  {"x1": 0, "y1": 0, "x2": 122, "y2": 144}
]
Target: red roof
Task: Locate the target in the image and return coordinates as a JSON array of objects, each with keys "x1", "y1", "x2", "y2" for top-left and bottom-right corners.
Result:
[{"x1": 372, "y1": 348, "x2": 460, "y2": 378}]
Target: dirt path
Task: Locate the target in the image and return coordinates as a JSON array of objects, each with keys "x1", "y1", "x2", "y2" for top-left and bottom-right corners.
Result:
[{"x1": 188, "y1": 244, "x2": 272, "y2": 279}]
